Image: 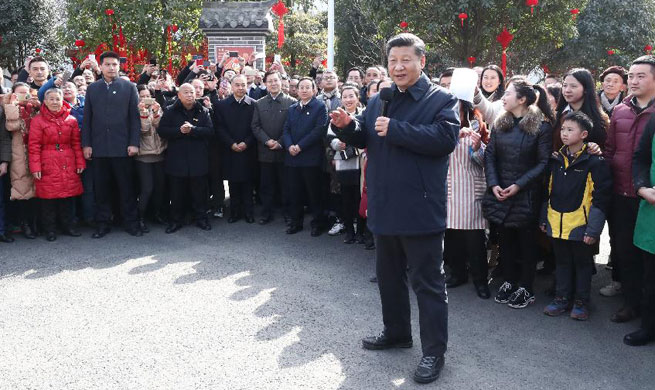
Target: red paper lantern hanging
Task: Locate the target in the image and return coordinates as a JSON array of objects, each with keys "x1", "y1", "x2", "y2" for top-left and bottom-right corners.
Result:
[
  {"x1": 467, "y1": 56, "x2": 476, "y2": 67},
  {"x1": 607, "y1": 49, "x2": 615, "y2": 56},
  {"x1": 171, "y1": 24, "x2": 179, "y2": 33},
  {"x1": 645, "y1": 45, "x2": 653, "y2": 54},
  {"x1": 496, "y1": 27, "x2": 514, "y2": 77},
  {"x1": 75, "y1": 39, "x2": 85, "y2": 47},
  {"x1": 570, "y1": 8, "x2": 580, "y2": 21},
  {"x1": 271, "y1": 0, "x2": 289, "y2": 49},
  {"x1": 458, "y1": 13, "x2": 468, "y2": 28},
  {"x1": 35, "y1": 48, "x2": 41, "y2": 54},
  {"x1": 526, "y1": 0, "x2": 538, "y2": 16},
  {"x1": 399, "y1": 21, "x2": 409, "y2": 30},
  {"x1": 105, "y1": 8, "x2": 114, "y2": 16}
]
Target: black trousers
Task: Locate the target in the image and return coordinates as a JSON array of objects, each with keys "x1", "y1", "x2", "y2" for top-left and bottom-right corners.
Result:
[
  {"x1": 376, "y1": 233, "x2": 448, "y2": 357},
  {"x1": 228, "y1": 180, "x2": 254, "y2": 216},
  {"x1": 641, "y1": 251, "x2": 655, "y2": 333},
  {"x1": 610, "y1": 195, "x2": 642, "y2": 309},
  {"x1": 40, "y1": 198, "x2": 74, "y2": 232},
  {"x1": 208, "y1": 141, "x2": 225, "y2": 210},
  {"x1": 169, "y1": 175, "x2": 208, "y2": 224},
  {"x1": 499, "y1": 226, "x2": 537, "y2": 292},
  {"x1": 259, "y1": 162, "x2": 288, "y2": 218},
  {"x1": 287, "y1": 166, "x2": 323, "y2": 228},
  {"x1": 444, "y1": 229, "x2": 488, "y2": 285},
  {"x1": 340, "y1": 183, "x2": 363, "y2": 234},
  {"x1": 135, "y1": 161, "x2": 165, "y2": 218},
  {"x1": 93, "y1": 157, "x2": 138, "y2": 228},
  {"x1": 552, "y1": 238, "x2": 595, "y2": 301}
]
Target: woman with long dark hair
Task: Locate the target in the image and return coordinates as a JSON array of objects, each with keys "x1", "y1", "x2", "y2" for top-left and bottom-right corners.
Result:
[
  {"x1": 480, "y1": 65, "x2": 505, "y2": 102},
  {"x1": 554, "y1": 68, "x2": 609, "y2": 151},
  {"x1": 483, "y1": 76, "x2": 553, "y2": 309}
]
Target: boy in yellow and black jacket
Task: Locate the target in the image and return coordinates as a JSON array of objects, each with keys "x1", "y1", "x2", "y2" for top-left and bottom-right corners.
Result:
[{"x1": 540, "y1": 112, "x2": 612, "y2": 320}]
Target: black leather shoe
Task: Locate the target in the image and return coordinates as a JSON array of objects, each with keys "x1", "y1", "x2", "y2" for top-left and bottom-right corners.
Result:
[
  {"x1": 623, "y1": 328, "x2": 654, "y2": 346},
  {"x1": 611, "y1": 307, "x2": 640, "y2": 323},
  {"x1": 245, "y1": 214, "x2": 255, "y2": 224},
  {"x1": 446, "y1": 275, "x2": 467, "y2": 288},
  {"x1": 126, "y1": 227, "x2": 143, "y2": 237},
  {"x1": 196, "y1": 220, "x2": 212, "y2": 231},
  {"x1": 45, "y1": 232, "x2": 57, "y2": 242},
  {"x1": 474, "y1": 283, "x2": 491, "y2": 299},
  {"x1": 138, "y1": 219, "x2": 149, "y2": 233},
  {"x1": 21, "y1": 224, "x2": 36, "y2": 239},
  {"x1": 227, "y1": 214, "x2": 241, "y2": 223},
  {"x1": 165, "y1": 223, "x2": 183, "y2": 234},
  {"x1": 63, "y1": 228, "x2": 82, "y2": 237},
  {"x1": 259, "y1": 215, "x2": 272, "y2": 225},
  {"x1": 362, "y1": 332, "x2": 412, "y2": 350},
  {"x1": 343, "y1": 231, "x2": 356, "y2": 244},
  {"x1": 92, "y1": 225, "x2": 110, "y2": 239},
  {"x1": 413, "y1": 355, "x2": 445, "y2": 384},
  {"x1": 286, "y1": 225, "x2": 303, "y2": 234},
  {"x1": 0, "y1": 234, "x2": 15, "y2": 243},
  {"x1": 310, "y1": 226, "x2": 322, "y2": 237},
  {"x1": 369, "y1": 276, "x2": 378, "y2": 283}
]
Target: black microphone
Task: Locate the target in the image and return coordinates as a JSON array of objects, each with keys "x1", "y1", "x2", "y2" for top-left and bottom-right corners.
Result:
[{"x1": 379, "y1": 87, "x2": 393, "y2": 117}]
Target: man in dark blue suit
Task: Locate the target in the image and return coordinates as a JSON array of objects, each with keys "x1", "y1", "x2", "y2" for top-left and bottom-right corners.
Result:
[
  {"x1": 82, "y1": 51, "x2": 142, "y2": 238},
  {"x1": 330, "y1": 34, "x2": 460, "y2": 384}
]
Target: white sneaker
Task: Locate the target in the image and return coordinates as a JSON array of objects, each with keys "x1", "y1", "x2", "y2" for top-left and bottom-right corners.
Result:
[
  {"x1": 599, "y1": 281, "x2": 622, "y2": 297},
  {"x1": 328, "y1": 222, "x2": 345, "y2": 236}
]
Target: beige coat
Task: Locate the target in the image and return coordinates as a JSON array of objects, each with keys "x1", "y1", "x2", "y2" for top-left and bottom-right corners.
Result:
[
  {"x1": 137, "y1": 110, "x2": 166, "y2": 157},
  {"x1": 3, "y1": 102, "x2": 36, "y2": 200}
]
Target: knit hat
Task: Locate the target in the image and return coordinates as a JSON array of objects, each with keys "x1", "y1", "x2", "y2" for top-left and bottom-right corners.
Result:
[{"x1": 600, "y1": 66, "x2": 627, "y2": 84}]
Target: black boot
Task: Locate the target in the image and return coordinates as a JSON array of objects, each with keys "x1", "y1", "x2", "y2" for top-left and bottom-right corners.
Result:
[{"x1": 138, "y1": 218, "x2": 149, "y2": 233}]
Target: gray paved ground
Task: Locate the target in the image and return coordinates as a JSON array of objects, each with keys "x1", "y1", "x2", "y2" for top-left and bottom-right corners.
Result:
[{"x1": 0, "y1": 218, "x2": 653, "y2": 390}]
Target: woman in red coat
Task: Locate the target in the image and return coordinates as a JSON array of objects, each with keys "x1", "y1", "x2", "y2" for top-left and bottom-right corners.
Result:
[{"x1": 29, "y1": 88, "x2": 85, "y2": 241}]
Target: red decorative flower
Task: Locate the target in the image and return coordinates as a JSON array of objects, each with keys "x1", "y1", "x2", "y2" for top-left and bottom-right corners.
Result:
[
  {"x1": 607, "y1": 49, "x2": 615, "y2": 56},
  {"x1": 105, "y1": 8, "x2": 114, "y2": 16},
  {"x1": 75, "y1": 39, "x2": 85, "y2": 47},
  {"x1": 458, "y1": 13, "x2": 468, "y2": 27},
  {"x1": 399, "y1": 21, "x2": 409, "y2": 29}
]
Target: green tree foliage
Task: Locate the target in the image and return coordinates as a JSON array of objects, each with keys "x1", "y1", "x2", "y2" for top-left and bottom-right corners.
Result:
[
  {"x1": 0, "y1": 0, "x2": 63, "y2": 70},
  {"x1": 63, "y1": 0, "x2": 204, "y2": 66}
]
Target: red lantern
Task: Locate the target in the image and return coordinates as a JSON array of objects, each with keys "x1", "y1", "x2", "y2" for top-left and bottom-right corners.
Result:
[
  {"x1": 105, "y1": 8, "x2": 114, "y2": 16},
  {"x1": 526, "y1": 0, "x2": 538, "y2": 15},
  {"x1": 542, "y1": 64, "x2": 551, "y2": 74},
  {"x1": 271, "y1": 0, "x2": 289, "y2": 49},
  {"x1": 35, "y1": 48, "x2": 41, "y2": 54},
  {"x1": 458, "y1": 13, "x2": 468, "y2": 28},
  {"x1": 399, "y1": 21, "x2": 409, "y2": 29},
  {"x1": 645, "y1": 45, "x2": 653, "y2": 54},
  {"x1": 467, "y1": 56, "x2": 476, "y2": 67},
  {"x1": 75, "y1": 39, "x2": 85, "y2": 47},
  {"x1": 171, "y1": 24, "x2": 179, "y2": 33},
  {"x1": 607, "y1": 49, "x2": 615, "y2": 56},
  {"x1": 570, "y1": 8, "x2": 579, "y2": 21},
  {"x1": 496, "y1": 27, "x2": 514, "y2": 77}
]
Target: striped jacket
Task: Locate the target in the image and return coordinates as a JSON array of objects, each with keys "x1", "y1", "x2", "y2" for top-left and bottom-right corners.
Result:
[{"x1": 446, "y1": 136, "x2": 487, "y2": 230}]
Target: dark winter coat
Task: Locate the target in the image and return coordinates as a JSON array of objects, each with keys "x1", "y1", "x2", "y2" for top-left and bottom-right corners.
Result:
[
  {"x1": 332, "y1": 74, "x2": 460, "y2": 235},
  {"x1": 157, "y1": 99, "x2": 214, "y2": 177},
  {"x1": 604, "y1": 95, "x2": 655, "y2": 198},
  {"x1": 28, "y1": 105, "x2": 85, "y2": 199},
  {"x1": 214, "y1": 95, "x2": 257, "y2": 182},
  {"x1": 483, "y1": 106, "x2": 552, "y2": 228},
  {"x1": 281, "y1": 97, "x2": 329, "y2": 168},
  {"x1": 81, "y1": 77, "x2": 141, "y2": 157},
  {"x1": 251, "y1": 92, "x2": 297, "y2": 163}
]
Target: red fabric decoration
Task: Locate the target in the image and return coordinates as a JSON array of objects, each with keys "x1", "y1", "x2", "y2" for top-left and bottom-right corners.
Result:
[
  {"x1": 526, "y1": 0, "x2": 538, "y2": 15},
  {"x1": 166, "y1": 25, "x2": 175, "y2": 73},
  {"x1": 75, "y1": 39, "x2": 85, "y2": 47},
  {"x1": 645, "y1": 45, "x2": 653, "y2": 54},
  {"x1": 400, "y1": 21, "x2": 409, "y2": 29},
  {"x1": 119, "y1": 26, "x2": 126, "y2": 47},
  {"x1": 467, "y1": 56, "x2": 476, "y2": 67},
  {"x1": 570, "y1": 8, "x2": 579, "y2": 21},
  {"x1": 271, "y1": 0, "x2": 289, "y2": 49},
  {"x1": 496, "y1": 27, "x2": 514, "y2": 78},
  {"x1": 321, "y1": 58, "x2": 328, "y2": 68},
  {"x1": 458, "y1": 13, "x2": 468, "y2": 28},
  {"x1": 105, "y1": 9, "x2": 114, "y2": 16},
  {"x1": 607, "y1": 49, "x2": 615, "y2": 56}
]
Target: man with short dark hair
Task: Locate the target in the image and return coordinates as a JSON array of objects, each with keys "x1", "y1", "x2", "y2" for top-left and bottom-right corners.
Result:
[
  {"x1": 288, "y1": 77, "x2": 299, "y2": 99},
  {"x1": 438, "y1": 67, "x2": 455, "y2": 90},
  {"x1": 252, "y1": 70, "x2": 297, "y2": 224},
  {"x1": 346, "y1": 67, "x2": 364, "y2": 88},
  {"x1": 317, "y1": 70, "x2": 341, "y2": 111},
  {"x1": 82, "y1": 51, "x2": 142, "y2": 238},
  {"x1": 330, "y1": 33, "x2": 459, "y2": 384},
  {"x1": 604, "y1": 55, "x2": 655, "y2": 324}
]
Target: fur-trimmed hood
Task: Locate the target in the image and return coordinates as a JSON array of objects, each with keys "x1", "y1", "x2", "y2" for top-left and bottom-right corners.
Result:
[{"x1": 493, "y1": 105, "x2": 544, "y2": 135}]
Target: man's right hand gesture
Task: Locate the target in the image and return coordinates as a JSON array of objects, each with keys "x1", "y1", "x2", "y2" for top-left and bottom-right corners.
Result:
[
  {"x1": 83, "y1": 147, "x2": 92, "y2": 160},
  {"x1": 329, "y1": 108, "x2": 353, "y2": 129}
]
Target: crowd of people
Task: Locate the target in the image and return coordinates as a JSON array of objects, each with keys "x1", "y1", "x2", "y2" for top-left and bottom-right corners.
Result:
[{"x1": 1, "y1": 34, "x2": 655, "y2": 372}]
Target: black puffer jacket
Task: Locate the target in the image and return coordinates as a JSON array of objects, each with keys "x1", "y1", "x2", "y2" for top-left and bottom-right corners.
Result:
[{"x1": 483, "y1": 106, "x2": 552, "y2": 227}]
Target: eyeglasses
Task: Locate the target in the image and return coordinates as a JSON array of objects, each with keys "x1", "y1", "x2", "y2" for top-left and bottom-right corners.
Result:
[{"x1": 323, "y1": 76, "x2": 337, "y2": 80}]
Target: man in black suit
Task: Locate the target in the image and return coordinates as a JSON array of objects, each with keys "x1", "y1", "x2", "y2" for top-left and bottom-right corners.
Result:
[
  {"x1": 157, "y1": 83, "x2": 214, "y2": 233},
  {"x1": 82, "y1": 51, "x2": 142, "y2": 238}
]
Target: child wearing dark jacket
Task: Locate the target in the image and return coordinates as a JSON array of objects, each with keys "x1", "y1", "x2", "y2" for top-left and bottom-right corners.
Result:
[{"x1": 540, "y1": 111, "x2": 612, "y2": 320}]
